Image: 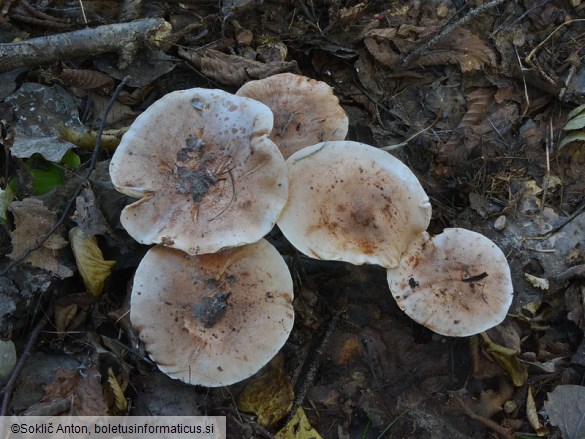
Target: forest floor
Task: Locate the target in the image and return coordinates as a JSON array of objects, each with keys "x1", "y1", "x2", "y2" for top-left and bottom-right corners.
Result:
[{"x1": 0, "y1": 0, "x2": 584, "y2": 438}]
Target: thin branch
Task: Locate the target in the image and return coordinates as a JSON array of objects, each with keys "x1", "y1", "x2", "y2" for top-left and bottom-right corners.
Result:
[
  {"x1": 0, "y1": 77, "x2": 130, "y2": 277},
  {"x1": 402, "y1": 0, "x2": 506, "y2": 67},
  {"x1": 1, "y1": 310, "x2": 50, "y2": 415},
  {"x1": 0, "y1": 18, "x2": 170, "y2": 72}
]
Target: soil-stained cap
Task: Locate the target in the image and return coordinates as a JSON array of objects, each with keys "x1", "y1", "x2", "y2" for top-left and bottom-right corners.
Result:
[
  {"x1": 277, "y1": 141, "x2": 432, "y2": 268},
  {"x1": 236, "y1": 73, "x2": 349, "y2": 159},
  {"x1": 130, "y1": 239, "x2": 294, "y2": 387},
  {"x1": 109, "y1": 88, "x2": 288, "y2": 255},
  {"x1": 387, "y1": 228, "x2": 514, "y2": 337}
]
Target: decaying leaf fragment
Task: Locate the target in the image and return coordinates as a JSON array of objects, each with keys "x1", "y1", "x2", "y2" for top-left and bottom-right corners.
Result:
[
  {"x1": 526, "y1": 386, "x2": 549, "y2": 436},
  {"x1": 8, "y1": 198, "x2": 73, "y2": 278},
  {"x1": 107, "y1": 367, "x2": 128, "y2": 413},
  {"x1": 178, "y1": 47, "x2": 299, "y2": 86},
  {"x1": 545, "y1": 384, "x2": 585, "y2": 439},
  {"x1": 480, "y1": 333, "x2": 528, "y2": 387},
  {"x1": 59, "y1": 126, "x2": 126, "y2": 152},
  {"x1": 275, "y1": 407, "x2": 322, "y2": 439},
  {"x1": 237, "y1": 356, "x2": 294, "y2": 427},
  {"x1": 69, "y1": 226, "x2": 115, "y2": 298},
  {"x1": 363, "y1": 26, "x2": 495, "y2": 72}
]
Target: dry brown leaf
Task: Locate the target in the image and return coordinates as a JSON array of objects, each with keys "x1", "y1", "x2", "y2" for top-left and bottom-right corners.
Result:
[
  {"x1": 42, "y1": 366, "x2": 108, "y2": 415},
  {"x1": 178, "y1": 47, "x2": 299, "y2": 86},
  {"x1": 58, "y1": 68, "x2": 114, "y2": 90},
  {"x1": 419, "y1": 28, "x2": 496, "y2": 72},
  {"x1": 441, "y1": 88, "x2": 496, "y2": 161},
  {"x1": 8, "y1": 198, "x2": 73, "y2": 278}
]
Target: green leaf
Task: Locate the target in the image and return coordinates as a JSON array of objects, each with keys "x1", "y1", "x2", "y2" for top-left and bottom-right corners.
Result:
[
  {"x1": 61, "y1": 149, "x2": 80, "y2": 170},
  {"x1": 559, "y1": 131, "x2": 585, "y2": 150},
  {"x1": 564, "y1": 112, "x2": 585, "y2": 131},
  {"x1": 567, "y1": 103, "x2": 585, "y2": 120},
  {"x1": 25, "y1": 154, "x2": 64, "y2": 195}
]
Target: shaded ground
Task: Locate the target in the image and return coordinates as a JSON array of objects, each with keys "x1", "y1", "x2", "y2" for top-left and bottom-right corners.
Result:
[{"x1": 0, "y1": 0, "x2": 585, "y2": 438}]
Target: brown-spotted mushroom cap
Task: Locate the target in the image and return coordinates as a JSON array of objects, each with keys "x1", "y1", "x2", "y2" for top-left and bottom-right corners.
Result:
[
  {"x1": 387, "y1": 228, "x2": 514, "y2": 337},
  {"x1": 276, "y1": 141, "x2": 432, "y2": 267},
  {"x1": 130, "y1": 239, "x2": 294, "y2": 387},
  {"x1": 109, "y1": 88, "x2": 288, "y2": 255},
  {"x1": 236, "y1": 73, "x2": 349, "y2": 159}
]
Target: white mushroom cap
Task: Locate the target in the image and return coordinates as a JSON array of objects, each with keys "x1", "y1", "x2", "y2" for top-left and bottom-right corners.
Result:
[
  {"x1": 236, "y1": 73, "x2": 349, "y2": 159},
  {"x1": 109, "y1": 88, "x2": 288, "y2": 255},
  {"x1": 387, "y1": 228, "x2": 514, "y2": 337},
  {"x1": 276, "y1": 141, "x2": 432, "y2": 267},
  {"x1": 130, "y1": 239, "x2": 294, "y2": 387}
]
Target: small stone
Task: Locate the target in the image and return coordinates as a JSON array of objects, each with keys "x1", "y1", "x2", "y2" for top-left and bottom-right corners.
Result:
[{"x1": 494, "y1": 215, "x2": 506, "y2": 231}]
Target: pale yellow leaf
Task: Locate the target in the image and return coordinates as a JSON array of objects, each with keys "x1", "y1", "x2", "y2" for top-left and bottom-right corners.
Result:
[
  {"x1": 69, "y1": 226, "x2": 115, "y2": 298},
  {"x1": 275, "y1": 407, "x2": 322, "y2": 439}
]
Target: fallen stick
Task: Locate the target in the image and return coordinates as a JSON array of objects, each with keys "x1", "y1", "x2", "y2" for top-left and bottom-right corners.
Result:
[{"x1": 0, "y1": 18, "x2": 171, "y2": 72}]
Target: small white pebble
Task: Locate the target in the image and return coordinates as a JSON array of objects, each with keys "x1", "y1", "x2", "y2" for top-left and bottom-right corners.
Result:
[{"x1": 494, "y1": 215, "x2": 506, "y2": 231}]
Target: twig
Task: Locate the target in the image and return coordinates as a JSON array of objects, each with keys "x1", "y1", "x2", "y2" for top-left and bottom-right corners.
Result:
[
  {"x1": 1, "y1": 311, "x2": 50, "y2": 415},
  {"x1": 402, "y1": 0, "x2": 506, "y2": 67},
  {"x1": 0, "y1": 77, "x2": 130, "y2": 277},
  {"x1": 0, "y1": 18, "x2": 170, "y2": 72},
  {"x1": 381, "y1": 114, "x2": 440, "y2": 152},
  {"x1": 286, "y1": 311, "x2": 341, "y2": 424},
  {"x1": 525, "y1": 19, "x2": 585, "y2": 66},
  {"x1": 541, "y1": 200, "x2": 585, "y2": 237}
]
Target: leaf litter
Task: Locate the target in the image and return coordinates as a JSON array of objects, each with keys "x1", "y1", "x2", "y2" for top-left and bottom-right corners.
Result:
[{"x1": 0, "y1": 0, "x2": 584, "y2": 438}]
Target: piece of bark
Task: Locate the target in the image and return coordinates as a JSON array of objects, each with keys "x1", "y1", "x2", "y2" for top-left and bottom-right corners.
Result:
[{"x1": 0, "y1": 18, "x2": 171, "y2": 72}]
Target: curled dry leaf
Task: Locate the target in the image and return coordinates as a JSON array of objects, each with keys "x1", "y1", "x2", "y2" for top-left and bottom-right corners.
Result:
[
  {"x1": 8, "y1": 198, "x2": 73, "y2": 278},
  {"x1": 178, "y1": 47, "x2": 299, "y2": 86},
  {"x1": 69, "y1": 226, "x2": 115, "y2": 298},
  {"x1": 363, "y1": 26, "x2": 495, "y2": 73}
]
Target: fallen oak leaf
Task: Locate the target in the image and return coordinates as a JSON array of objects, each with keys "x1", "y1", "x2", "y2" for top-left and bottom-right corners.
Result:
[{"x1": 8, "y1": 198, "x2": 73, "y2": 278}]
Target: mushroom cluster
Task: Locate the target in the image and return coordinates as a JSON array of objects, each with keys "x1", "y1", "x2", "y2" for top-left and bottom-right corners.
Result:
[{"x1": 112, "y1": 73, "x2": 514, "y2": 387}]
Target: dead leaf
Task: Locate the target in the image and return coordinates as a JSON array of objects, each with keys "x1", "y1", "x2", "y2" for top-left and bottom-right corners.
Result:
[
  {"x1": 237, "y1": 356, "x2": 294, "y2": 427},
  {"x1": 178, "y1": 47, "x2": 299, "y2": 86},
  {"x1": 480, "y1": 333, "x2": 528, "y2": 387},
  {"x1": 69, "y1": 226, "x2": 115, "y2": 298},
  {"x1": 420, "y1": 27, "x2": 495, "y2": 72},
  {"x1": 527, "y1": 386, "x2": 549, "y2": 436},
  {"x1": 59, "y1": 126, "x2": 125, "y2": 153},
  {"x1": 107, "y1": 367, "x2": 128, "y2": 413},
  {"x1": 43, "y1": 366, "x2": 108, "y2": 415},
  {"x1": 275, "y1": 407, "x2": 322, "y2": 439},
  {"x1": 545, "y1": 385, "x2": 585, "y2": 439},
  {"x1": 58, "y1": 68, "x2": 114, "y2": 91},
  {"x1": 8, "y1": 198, "x2": 73, "y2": 278}
]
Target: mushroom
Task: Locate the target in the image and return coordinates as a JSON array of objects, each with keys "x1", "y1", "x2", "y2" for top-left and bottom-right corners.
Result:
[
  {"x1": 109, "y1": 88, "x2": 288, "y2": 255},
  {"x1": 386, "y1": 228, "x2": 514, "y2": 337},
  {"x1": 236, "y1": 73, "x2": 349, "y2": 159},
  {"x1": 130, "y1": 239, "x2": 294, "y2": 387},
  {"x1": 276, "y1": 141, "x2": 432, "y2": 268}
]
